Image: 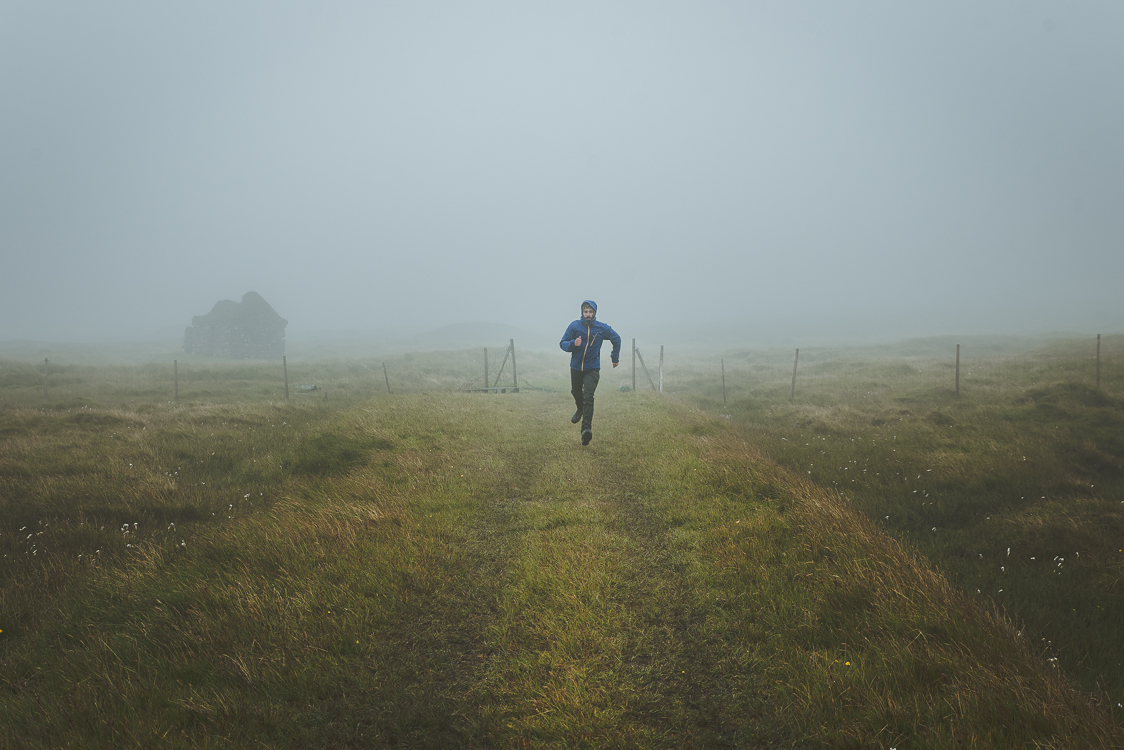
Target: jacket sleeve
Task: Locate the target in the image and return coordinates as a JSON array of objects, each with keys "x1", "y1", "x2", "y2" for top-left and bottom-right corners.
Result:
[
  {"x1": 559, "y1": 325, "x2": 576, "y2": 352},
  {"x1": 607, "y1": 325, "x2": 622, "y2": 363}
]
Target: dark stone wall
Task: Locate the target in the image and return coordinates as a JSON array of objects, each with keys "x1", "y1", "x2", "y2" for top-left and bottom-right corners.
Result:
[{"x1": 183, "y1": 292, "x2": 287, "y2": 359}]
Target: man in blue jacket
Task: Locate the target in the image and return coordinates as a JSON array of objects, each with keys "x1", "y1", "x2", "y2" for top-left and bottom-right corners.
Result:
[{"x1": 559, "y1": 300, "x2": 622, "y2": 445}]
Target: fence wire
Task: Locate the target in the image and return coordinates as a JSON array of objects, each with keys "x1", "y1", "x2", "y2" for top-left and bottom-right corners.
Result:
[
  {"x1": 3, "y1": 335, "x2": 1122, "y2": 409},
  {"x1": 659, "y1": 335, "x2": 1124, "y2": 405}
]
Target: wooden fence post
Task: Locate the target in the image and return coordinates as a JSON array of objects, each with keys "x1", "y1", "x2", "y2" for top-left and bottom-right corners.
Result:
[
  {"x1": 174, "y1": 360, "x2": 178, "y2": 403},
  {"x1": 383, "y1": 362, "x2": 391, "y2": 394},
  {"x1": 1096, "y1": 334, "x2": 1101, "y2": 389},
  {"x1": 658, "y1": 345, "x2": 664, "y2": 393},
  {"x1": 790, "y1": 349, "x2": 799, "y2": 400},
  {"x1": 510, "y1": 339, "x2": 518, "y2": 390},
  {"x1": 283, "y1": 355, "x2": 289, "y2": 400},
  {"x1": 955, "y1": 344, "x2": 960, "y2": 396},
  {"x1": 635, "y1": 347, "x2": 658, "y2": 391},
  {"x1": 721, "y1": 358, "x2": 726, "y2": 406},
  {"x1": 484, "y1": 348, "x2": 489, "y2": 391},
  {"x1": 632, "y1": 338, "x2": 636, "y2": 393}
]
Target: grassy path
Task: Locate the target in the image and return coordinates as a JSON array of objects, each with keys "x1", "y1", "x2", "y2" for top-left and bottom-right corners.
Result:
[
  {"x1": 457, "y1": 393, "x2": 782, "y2": 746},
  {"x1": 2, "y1": 390, "x2": 1121, "y2": 748}
]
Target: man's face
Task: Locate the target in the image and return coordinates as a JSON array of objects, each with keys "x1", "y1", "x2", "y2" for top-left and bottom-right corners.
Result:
[{"x1": 582, "y1": 306, "x2": 595, "y2": 322}]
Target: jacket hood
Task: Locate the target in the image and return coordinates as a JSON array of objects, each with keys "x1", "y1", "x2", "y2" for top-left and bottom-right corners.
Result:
[{"x1": 581, "y1": 299, "x2": 598, "y2": 314}]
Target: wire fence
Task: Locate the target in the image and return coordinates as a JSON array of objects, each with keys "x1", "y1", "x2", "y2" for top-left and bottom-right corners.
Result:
[
  {"x1": 0, "y1": 345, "x2": 563, "y2": 409},
  {"x1": 2, "y1": 335, "x2": 1121, "y2": 410},
  {"x1": 647, "y1": 335, "x2": 1124, "y2": 406}
]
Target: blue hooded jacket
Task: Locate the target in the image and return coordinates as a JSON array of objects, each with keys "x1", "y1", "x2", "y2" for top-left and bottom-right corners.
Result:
[{"x1": 559, "y1": 300, "x2": 622, "y2": 371}]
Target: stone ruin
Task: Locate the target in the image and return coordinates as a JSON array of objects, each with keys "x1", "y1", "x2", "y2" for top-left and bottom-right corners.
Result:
[{"x1": 183, "y1": 291, "x2": 287, "y2": 359}]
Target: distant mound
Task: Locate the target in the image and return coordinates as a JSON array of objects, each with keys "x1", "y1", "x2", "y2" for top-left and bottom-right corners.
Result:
[{"x1": 183, "y1": 292, "x2": 287, "y2": 359}]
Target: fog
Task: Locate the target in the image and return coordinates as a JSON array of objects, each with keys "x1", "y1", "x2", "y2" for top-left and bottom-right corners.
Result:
[{"x1": 3, "y1": 2, "x2": 1122, "y2": 351}]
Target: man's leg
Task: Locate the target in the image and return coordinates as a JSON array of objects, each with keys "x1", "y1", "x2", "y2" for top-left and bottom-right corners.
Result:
[
  {"x1": 581, "y1": 368, "x2": 600, "y2": 434},
  {"x1": 570, "y1": 368, "x2": 584, "y2": 422}
]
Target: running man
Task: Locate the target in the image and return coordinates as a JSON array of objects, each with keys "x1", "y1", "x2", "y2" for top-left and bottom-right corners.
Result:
[{"x1": 559, "y1": 300, "x2": 621, "y2": 445}]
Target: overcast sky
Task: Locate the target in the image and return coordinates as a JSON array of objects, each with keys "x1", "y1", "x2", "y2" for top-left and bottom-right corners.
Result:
[{"x1": 2, "y1": 1, "x2": 1122, "y2": 345}]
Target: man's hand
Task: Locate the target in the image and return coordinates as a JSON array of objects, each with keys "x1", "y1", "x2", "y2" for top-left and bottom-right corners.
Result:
[
  {"x1": 612, "y1": 361, "x2": 619, "y2": 368},
  {"x1": 574, "y1": 335, "x2": 582, "y2": 347}
]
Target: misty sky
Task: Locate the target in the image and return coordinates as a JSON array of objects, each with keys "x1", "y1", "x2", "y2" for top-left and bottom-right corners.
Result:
[{"x1": 3, "y1": 1, "x2": 1122, "y2": 344}]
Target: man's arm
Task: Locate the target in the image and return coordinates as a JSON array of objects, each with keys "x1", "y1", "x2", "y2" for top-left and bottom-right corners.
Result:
[
  {"x1": 608, "y1": 325, "x2": 622, "y2": 365},
  {"x1": 559, "y1": 325, "x2": 578, "y2": 352}
]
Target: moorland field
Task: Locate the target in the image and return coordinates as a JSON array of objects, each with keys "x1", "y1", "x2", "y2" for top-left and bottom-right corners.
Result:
[{"x1": 1, "y1": 333, "x2": 1122, "y2": 748}]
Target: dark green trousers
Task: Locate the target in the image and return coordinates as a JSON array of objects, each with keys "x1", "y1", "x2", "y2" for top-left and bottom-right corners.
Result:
[{"x1": 570, "y1": 368, "x2": 600, "y2": 431}]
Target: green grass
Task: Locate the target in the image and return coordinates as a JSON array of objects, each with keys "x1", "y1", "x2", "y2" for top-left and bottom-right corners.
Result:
[
  {"x1": 1, "y1": 340, "x2": 1122, "y2": 747},
  {"x1": 670, "y1": 335, "x2": 1124, "y2": 709}
]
